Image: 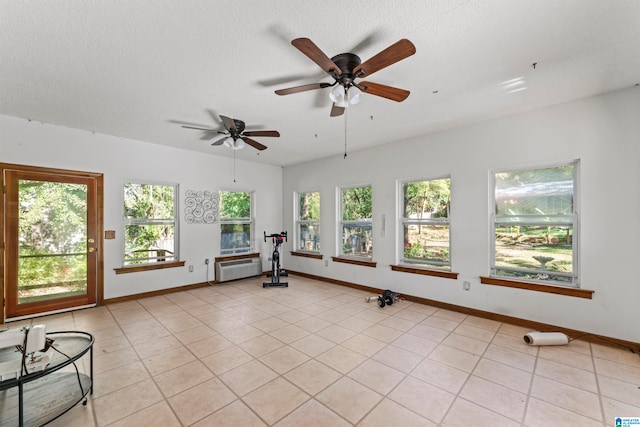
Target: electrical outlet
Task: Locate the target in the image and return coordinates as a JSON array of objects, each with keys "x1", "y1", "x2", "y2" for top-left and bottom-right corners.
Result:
[
  {"x1": 325, "y1": 260, "x2": 329, "y2": 267},
  {"x1": 205, "y1": 258, "x2": 209, "y2": 265},
  {"x1": 463, "y1": 281, "x2": 471, "y2": 291},
  {"x1": 188, "y1": 265, "x2": 194, "y2": 272}
]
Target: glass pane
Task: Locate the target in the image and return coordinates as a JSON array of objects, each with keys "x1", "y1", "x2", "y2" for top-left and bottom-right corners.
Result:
[
  {"x1": 495, "y1": 165, "x2": 574, "y2": 215},
  {"x1": 342, "y1": 187, "x2": 372, "y2": 221},
  {"x1": 124, "y1": 183, "x2": 175, "y2": 220},
  {"x1": 495, "y1": 215, "x2": 573, "y2": 225},
  {"x1": 18, "y1": 180, "x2": 88, "y2": 303},
  {"x1": 495, "y1": 225, "x2": 573, "y2": 282},
  {"x1": 402, "y1": 179, "x2": 450, "y2": 219},
  {"x1": 403, "y1": 224, "x2": 450, "y2": 268},
  {"x1": 125, "y1": 224, "x2": 175, "y2": 264},
  {"x1": 341, "y1": 224, "x2": 372, "y2": 257},
  {"x1": 298, "y1": 223, "x2": 320, "y2": 251},
  {"x1": 221, "y1": 223, "x2": 252, "y2": 253},
  {"x1": 220, "y1": 191, "x2": 251, "y2": 219},
  {"x1": 298, "y1": 192, "x2": 320, "y2": 221}
]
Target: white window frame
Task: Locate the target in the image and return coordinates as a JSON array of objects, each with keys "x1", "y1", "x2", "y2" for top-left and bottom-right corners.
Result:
[
  {"x1": 337, "y1": 184, "x2": 373, "y2": 259},
  {"x1": 490, "y1": 160, "x2": 579, "y2": 287},
  {"x1": 123, "y1": 180, "x2": 179, "y2": 266},
  {"x1": 295, "y1": 191, "x2": 320, "y2": 253},
  {"x1": 219, "y1": 190, "x2": 254, "y2": 255},
  {"x1": 398, "y1": 175, "x2": 451, "y2": 270}
]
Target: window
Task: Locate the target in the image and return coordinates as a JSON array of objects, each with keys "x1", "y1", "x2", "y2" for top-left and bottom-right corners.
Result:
[
  {"x1": 491, "y1": 162, "x2": 578, "y2": 286},
  {"x1": 220, "y1": 190, "x2": 253, "y2": 255},
  {"x1": 296, "y1": 191, "x2": 320, "y2": 252},
  {"x1": 400, "y1": 177, "x2": 451, "y2": 270},
  {"x1": 339, "y1": 186, "x2": 372, "y2": 259},
  {"x1": 123, "y1": 181, "x2": 178, "y2": 266}
]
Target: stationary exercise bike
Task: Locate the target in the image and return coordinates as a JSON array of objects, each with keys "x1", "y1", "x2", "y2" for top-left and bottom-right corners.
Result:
[{"x1": 263, "y1": 231, "x2": 288, "y2": 288}]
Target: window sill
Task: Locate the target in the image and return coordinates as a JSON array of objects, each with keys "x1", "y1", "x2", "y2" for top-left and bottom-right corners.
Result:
[
  {"x1": 291, "y1": 251, "x2": 323, "y2": 260},
  {"x1": 215, "y1": 253, "x2": 260, "y2": 263},
  {"x1": 115, "y1": 260, "x2": 186, "y2": 275},
  {"x1": 331, "y1": 256, "x2": 376, "y2": 268},
  {"x1": 480, "y1": 276, "x2": 594, "y2": 299},
  {"x1": 391, "y1": 265, "x2": 458, "y2": 279}
]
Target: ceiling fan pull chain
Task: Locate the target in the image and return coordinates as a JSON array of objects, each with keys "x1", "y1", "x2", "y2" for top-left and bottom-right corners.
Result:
[
  {"x1": 233, "y1": 149, "x2": 237, "y2": 183},
  {"x1": 344, "y1": 108, "x2": 348, "y2": 159}
]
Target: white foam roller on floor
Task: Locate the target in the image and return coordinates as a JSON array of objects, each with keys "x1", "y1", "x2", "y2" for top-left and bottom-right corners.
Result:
[{"x1": 523, "y1": 331, "x2": 569, "y2": 346}]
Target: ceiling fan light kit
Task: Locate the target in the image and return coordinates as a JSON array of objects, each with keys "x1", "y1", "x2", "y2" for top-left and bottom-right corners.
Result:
[
  {"x1": 329, "y1": 85, "x2": 345, "y2": 103},
  {"x1": 347, "y1": 86, "x2": 362, "y2": 105},
  {"x1": 223, "y1": 138, "x2": 246, "y2": 150},
  {"x1": 331, "y1": 85, "x2": 363, "y2": 108}
]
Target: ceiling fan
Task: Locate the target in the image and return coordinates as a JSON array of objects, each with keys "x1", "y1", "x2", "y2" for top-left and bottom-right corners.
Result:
[
  {"x1": 275, "y1": 38, "x2": 416, "y2": 117},
  {"x1": 182, "y1": 115, "x2": 280, "y2": 151}
]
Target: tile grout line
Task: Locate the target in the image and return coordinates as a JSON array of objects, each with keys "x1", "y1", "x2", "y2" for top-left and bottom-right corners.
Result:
[
  {"x1": 72, "y1": 310, "x2": 101, "y2": 427},
  {"x1": 107, "y1": 299, "x2": 178, "y2": 426},
  {"x1": 521, "y1": 341, "x2": 540, "y2": 426},
  {"x1": 591, "y1": 342, "x2": 609, "y2": 427},
  {"x1": 189, "y1": 298, "x2": 272, "y2": 427},
  {"x1": 436, "y1": 317, "x2": 512, "y2": 426}
]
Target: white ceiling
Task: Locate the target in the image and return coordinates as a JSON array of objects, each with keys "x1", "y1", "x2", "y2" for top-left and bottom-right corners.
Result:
[{"x1": 1, "y1": 0, "x2": 639, "y2": 167}]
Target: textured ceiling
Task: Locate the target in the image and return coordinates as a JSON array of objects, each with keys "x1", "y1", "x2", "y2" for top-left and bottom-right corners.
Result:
[{"x1": 1, "y1": 0, "x2": 639, "y2": 166}]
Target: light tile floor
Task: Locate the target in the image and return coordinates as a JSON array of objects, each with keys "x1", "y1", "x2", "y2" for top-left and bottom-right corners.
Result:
[{"x1": 3, "y1": 275, "x2": 640, "y2": 426}]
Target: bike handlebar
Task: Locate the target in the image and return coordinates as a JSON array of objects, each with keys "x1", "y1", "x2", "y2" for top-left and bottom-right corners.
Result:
[{"x1": 264, "y1": 231, "x2": 287, "y2": 243}]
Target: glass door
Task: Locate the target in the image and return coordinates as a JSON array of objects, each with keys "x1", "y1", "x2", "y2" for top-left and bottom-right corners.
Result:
[{"x1": 4, "y1": 169, "x2": 99, "y2": 319}]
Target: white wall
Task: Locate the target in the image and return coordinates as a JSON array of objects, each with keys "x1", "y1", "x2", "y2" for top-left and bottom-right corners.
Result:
[
  {"x1": 1, "y1": 115, "x2": 283, "y2": 299},
  {"x1": 282, "y1": 88, "x2": 640, "y2": 343}
]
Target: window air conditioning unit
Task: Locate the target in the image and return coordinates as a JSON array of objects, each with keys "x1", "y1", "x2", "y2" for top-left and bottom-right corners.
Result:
[{"x1": 215, "y1": 258, "x2": 262, "y2": 282}]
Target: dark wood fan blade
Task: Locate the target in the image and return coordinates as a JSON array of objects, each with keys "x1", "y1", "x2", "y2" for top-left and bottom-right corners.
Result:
[
  {"x1": 275, "y1": 82, "x2": 331, "y2": 95},
  {"x1": 359, "y1": 81, "x2": 410, "y2": 102},
  {"x1": 243, "y1": 130, "x2": 280, "y2": 137},
  {"x1": 211, "y1": 136, "x2": 227, "y2": 146},
  {"x1": 292, "y1": 38, "x2": 342, "y2": 76},
  {"x1": 330, "y1": 103, "x2": 345, "y2": 117},
  {"x1": 240, "y1": 137, "x2": 267, "y2": 151},
  {"x1": 220, "y1": 115, "x2": 237, "y2": 133},
  {"x1": 353, "y1": 39, "x2": 416, "y2": 78}
]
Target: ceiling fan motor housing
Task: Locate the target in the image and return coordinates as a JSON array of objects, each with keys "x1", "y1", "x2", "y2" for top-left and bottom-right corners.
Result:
[
  {"x1": 331, "y1": 53, "x2": 361, "y2": 87},
  {"x1": 232, "y1": 119, "x2": 245, "y2": 135}
]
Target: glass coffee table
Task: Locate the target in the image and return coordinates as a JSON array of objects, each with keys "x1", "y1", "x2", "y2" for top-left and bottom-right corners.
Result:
[{"x1": 0, "y1": 331, "x2": 94, "y2": 427}]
